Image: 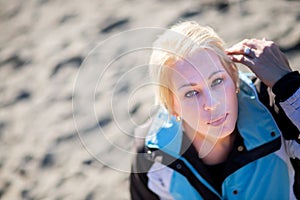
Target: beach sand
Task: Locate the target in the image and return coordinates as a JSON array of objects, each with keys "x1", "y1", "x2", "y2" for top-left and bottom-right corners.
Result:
[{"x1": 0, "y1": 0, "x2": 299, "y2": 199}]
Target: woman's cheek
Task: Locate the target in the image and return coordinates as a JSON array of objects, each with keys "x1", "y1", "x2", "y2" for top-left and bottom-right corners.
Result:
[{"x1": 183, "y1": 103, "x2": 202, "y2": 123}]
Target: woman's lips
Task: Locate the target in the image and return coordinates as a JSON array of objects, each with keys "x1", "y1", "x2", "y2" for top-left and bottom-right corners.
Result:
[{"x1": 208, "y1": 114, "x2": 228, "y2": 126}]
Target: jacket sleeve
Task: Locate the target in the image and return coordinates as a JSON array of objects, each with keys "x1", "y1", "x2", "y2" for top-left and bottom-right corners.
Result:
[
  {"x1": 130, "y1": 147, "x2": 160, "y2": 200},
  {"x1": 130, "y1": 119, "x2": 160, "y2": 200},
  {"x1": 254, "y1": 71, "x2": 300, "y2": 143},
  {"x1": 272, "y1": 71, "x2": 300, "y2": 132},
  {"x1": 285, "y1": 139, "x2": 300, "y2": 159},
  {"x1": 130, "y1": 170, "x2": 160, "y2": 199}
]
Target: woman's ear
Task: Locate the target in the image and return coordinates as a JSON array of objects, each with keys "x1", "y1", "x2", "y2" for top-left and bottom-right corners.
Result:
[{"x1": 171, "y1": 93, "x2": 182, "y2": 118}]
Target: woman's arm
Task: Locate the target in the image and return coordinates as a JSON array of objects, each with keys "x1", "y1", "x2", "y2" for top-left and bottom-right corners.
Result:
[
  {"x1": 130, "y1": 119, "x2": 160, "y2": 200},
  {"x1": 272, "y1": 71, "x2": 300, "y2": 131},
  {"x1": 227, "y1": 39, "x2": 300, "y2": 131},
  {"x1": 130, "y1": 166, "x2": 160, "y2": 200}
]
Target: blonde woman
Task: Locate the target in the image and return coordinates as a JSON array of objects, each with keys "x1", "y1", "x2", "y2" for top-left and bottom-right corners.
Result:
[{"x1": 130, "y1": 21, "x2": 300, "y2": 199}]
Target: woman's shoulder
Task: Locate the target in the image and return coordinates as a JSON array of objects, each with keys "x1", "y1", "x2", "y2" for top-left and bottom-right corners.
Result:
[{"x1": 133, "y1": 106, "x2": 183, "y2": 156}]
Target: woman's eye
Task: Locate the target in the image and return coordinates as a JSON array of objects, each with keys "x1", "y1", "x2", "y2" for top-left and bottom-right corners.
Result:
[
  {"x1": 211, "y1": 78, "x2": 223, "y2": 87},
  {"x1": 185, "y1": 90, "x2": 199, "y2": 98}
]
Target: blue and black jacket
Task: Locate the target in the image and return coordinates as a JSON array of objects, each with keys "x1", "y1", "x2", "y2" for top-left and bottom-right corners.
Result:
[{"x1": 130, "y1": 71, "x2": 300, "y2": 200}]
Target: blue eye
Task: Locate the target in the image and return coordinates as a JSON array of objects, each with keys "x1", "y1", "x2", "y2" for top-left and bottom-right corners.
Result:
[
  {"x1": 185, "y1": 90, "x2": 199, "y2": 98},
  {"x1": 211, "y1": 78, "x2": 223, "y2": 87}
]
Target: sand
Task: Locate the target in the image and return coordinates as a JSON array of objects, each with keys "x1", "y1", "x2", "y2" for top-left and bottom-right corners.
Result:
[{"x1": 0, "y1": 0, "x2": 299, "y2": 199}]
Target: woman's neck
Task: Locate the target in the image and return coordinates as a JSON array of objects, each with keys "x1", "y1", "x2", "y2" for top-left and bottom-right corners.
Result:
[{"x1": 183, "y1": 123, "x2": 236, "y2": 165}]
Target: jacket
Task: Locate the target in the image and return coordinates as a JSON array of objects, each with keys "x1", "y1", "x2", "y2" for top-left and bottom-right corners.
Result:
[{"x1": 130, "y1": 72, "x2": 300, "y2": 200}]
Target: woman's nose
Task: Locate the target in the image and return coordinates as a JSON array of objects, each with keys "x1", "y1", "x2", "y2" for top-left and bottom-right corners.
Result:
[{"x1": 203, "y1": 92, "x2": 220, "y2": 111}]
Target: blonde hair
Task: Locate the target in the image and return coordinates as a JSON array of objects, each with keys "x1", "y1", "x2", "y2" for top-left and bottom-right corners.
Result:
[{"x1": 149, "y1": 21, "x2": 239, "y2": 113}]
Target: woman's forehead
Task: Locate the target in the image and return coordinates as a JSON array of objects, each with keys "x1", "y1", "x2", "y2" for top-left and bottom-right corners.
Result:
[{"x1": 171, "y1": 50, "x2": 224, "y2": 78}]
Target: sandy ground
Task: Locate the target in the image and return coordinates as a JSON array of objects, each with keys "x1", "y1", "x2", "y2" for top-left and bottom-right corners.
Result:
[{"x1": 0, "y1": 0, "x2": 300, "y2": 199}]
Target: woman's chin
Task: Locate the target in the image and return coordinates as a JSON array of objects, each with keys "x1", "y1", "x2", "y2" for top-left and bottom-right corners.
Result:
[
  {"x1": 182, "y1": 121, "x2": 235, "y2": 140},
  {"x1": 204, "y1": 125, "x2": 235, "y2": 140}
]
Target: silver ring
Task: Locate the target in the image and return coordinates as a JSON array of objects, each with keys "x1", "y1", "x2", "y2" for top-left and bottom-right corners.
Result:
[{"x1": 244, "y1": 47, "x2": 251, "y2": 56}]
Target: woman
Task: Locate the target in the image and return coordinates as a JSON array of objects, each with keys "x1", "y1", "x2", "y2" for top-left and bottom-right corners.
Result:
[{"x1": 130, "y1": 21, "x2": 300, "y2": 199}]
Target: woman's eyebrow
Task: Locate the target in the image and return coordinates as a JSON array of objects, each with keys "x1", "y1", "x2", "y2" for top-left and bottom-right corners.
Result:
[
  {"x1": 178, "y1": 70, "x2": 224, "y2": 90},
  {"x1": 208, "y1": 70, "x2": 224, "y2": 80},
  {"x1": 178, "y1": 82, "x2": 198, "y2": 90}
]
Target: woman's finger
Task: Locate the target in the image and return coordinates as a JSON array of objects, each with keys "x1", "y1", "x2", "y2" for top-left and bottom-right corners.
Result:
[
  {"x1": 242, "y1": 56, "x2": 256, "y2": 68},
  {"x1": 226, "y1": 39, "x2": 249, "y2": 54},
  {"x1": 228, "y1": 54, "x2": 255, "y2": 68},
  {"x1": 226, "y1": 38, "x2": 263, "y2": 55},
  {"x1": 243, "y1": 47, "x2": 257, "y2": 58},
  {"x1": 225, "y1": 46, "x2": 243, "y2": 54}
]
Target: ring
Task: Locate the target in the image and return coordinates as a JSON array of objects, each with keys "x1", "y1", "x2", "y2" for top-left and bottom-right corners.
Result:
[{"x1": 244, "y1": 47, "x2": 251, "y2": 56}]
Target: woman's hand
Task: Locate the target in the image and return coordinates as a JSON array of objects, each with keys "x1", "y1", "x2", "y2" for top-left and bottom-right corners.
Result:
[{"x1": 226, "y1": 38, "x2": 292, "y2": 88}]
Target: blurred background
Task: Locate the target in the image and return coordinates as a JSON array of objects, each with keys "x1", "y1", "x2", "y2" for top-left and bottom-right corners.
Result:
[{"x1": 0, "y1": 0, "x2": 299, "y2": 199}]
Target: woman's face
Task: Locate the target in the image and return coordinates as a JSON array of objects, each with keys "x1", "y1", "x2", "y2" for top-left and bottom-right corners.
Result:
[{"x1": 170, "y1": 50, "x2": 238, "y2": 139}]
